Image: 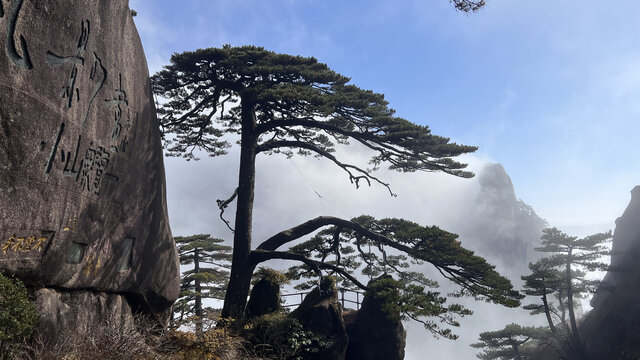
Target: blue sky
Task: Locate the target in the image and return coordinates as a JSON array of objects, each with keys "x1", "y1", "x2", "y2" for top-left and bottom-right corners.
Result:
[{"x1": 129, "y1": 0, "x2": 640, "y2": 357}]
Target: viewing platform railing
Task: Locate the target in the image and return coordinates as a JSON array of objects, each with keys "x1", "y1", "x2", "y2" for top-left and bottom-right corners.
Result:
[{"x1": 281, "y1": 288, "x2": 365, "y2": 310}]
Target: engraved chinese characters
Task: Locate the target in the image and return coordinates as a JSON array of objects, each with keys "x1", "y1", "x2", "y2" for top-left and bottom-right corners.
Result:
[
  {"x1": 0, "y1": 0, "x2": 179, "y2": 341},
  {"x1": 2, "y1": 234, "x2": 48, "y2": 254},
  {"x1": 45, "y1": 20, "x2": 107, "y2": 125},
  {"x1": 1, "y1": 0, "x2": 33, "y2": 70},
  {"x1": 42, "y1": 18, "x2": 121, "y2": 196}
]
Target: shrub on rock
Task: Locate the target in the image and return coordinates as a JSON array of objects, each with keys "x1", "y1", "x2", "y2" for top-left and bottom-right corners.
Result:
[{"x1": 0, "y1": 273, "x2": 37, "y2": 359}]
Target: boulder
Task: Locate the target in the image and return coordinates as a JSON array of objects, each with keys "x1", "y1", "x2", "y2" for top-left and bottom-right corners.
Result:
[
  {"x1": 34, "y1": 288, "x2": 134, "y2": 344},
  {"x1": 0, "y1": 0, "x2": 179, "y2": 340},
  {"x1": 246, "y1": 278, "x2": 281, "y2": 318},
  {"x1": 291, "y1": 281, "x2": 349, "y2": 360},
  {"x1": 345, "y1": 275, "x2": 406, "y2": 360}
]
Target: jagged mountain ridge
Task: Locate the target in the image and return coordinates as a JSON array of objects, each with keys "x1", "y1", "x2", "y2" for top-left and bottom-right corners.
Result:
[{"x1": 459, "y1": 163, "x2": 547, "y2": 280}]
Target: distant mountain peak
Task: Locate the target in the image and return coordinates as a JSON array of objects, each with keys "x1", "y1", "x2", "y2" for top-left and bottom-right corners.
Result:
[
  {"x1": 478, "y1": 163, "x2": 516, "y2": 201},
  {"x1": 461, "y1": 162, "x2": 546, "y2": 279}
]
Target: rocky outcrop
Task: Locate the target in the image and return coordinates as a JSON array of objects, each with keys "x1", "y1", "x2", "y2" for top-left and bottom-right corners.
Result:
[
  {"x1": 530, "y1": 186, "x2": 640, "y2": 360},
  {"x1": 291, "y1": 283, "x2": 349, "y2": 360},
  {"x1": 246, "y1": 278, "x2": 281, "y2": 318},
  {"x1": 287, "y1": 277, "x2": 407, "y2": 360},
  {"x1": 0, "y1": 0, "x2": 179, "y2": 341},
  {"x1": 461, "y1": 163, "x2": 546, "y2": 278},
  {"x1": 577, "y1": 186, "x2": 640, "y2": 359},
  {"x1": 345, "y1": 276, "x2": 406, "y2": 360},
  {"x1": 591, "y1": 186, "x2": 640, "y2": 308}
]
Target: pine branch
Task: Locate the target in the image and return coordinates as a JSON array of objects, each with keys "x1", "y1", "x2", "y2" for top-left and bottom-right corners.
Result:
[
  {"x1": 249, "y1": 249, "x2": 368, "y2": 290},
  {"x1": 257, "y1": 140, "x2": 396, "y2": 195},
  {"x1": 216, "y1": 188, "x2": 238, "y2": 232}
]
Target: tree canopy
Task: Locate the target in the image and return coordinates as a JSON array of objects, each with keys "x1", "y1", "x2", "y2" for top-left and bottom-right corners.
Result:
[
  {"x1": 472, "y1": 323, "x2": 549, "y2": 360},
  {"x1": 281, "y1": 216, "x2": 521, "y2": 338},
  {"x1": 153, "y1": 45, "x2": 478, "y2": 181},
  {"x1": 152, "y1": 45, "x2": 519, "y2": 331}
]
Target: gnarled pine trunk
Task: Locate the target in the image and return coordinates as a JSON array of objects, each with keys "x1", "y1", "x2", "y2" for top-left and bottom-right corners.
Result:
[
  {"x1": 566, "y1": 251, "x2": 583, "y2": 357},
  {"x1": 194, "y1": 247, "x2": 203, "y2": 336},
  {"x1": 541, "y1": 276, "x2": 557, "y2": 335}
]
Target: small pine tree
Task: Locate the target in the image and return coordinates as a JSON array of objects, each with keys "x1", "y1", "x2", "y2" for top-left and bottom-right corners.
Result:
[
  {"x1": 471, "y1": 323, "x2": 549, "y2": 360},
  {"x1": 173, "y1": 234, "x2": 232, "y2": 336},
  {"x1": 521, "y1": 258, "x2": 564, "y2": 335}
]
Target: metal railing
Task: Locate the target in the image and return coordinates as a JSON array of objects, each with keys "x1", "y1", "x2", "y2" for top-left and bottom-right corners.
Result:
[{"x1": 282, "y1": 288, "x2": 365, "y2": 310}]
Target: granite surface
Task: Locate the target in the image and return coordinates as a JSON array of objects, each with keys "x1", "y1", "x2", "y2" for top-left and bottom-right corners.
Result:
[{"x1": 0, "y1": 0, "x2": 179, "y2": 331}]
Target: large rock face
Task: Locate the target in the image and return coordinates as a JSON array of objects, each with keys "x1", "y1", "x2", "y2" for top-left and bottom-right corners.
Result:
[
  {"x1": 578, "y1": 186, "x2": 640, "y2": 359},
  {"x1": 591, "y1": 185, "x2": 640, "y2": 308},
  {"x1": 0, "y1": 0, "x2": 179, "y2": 338}
]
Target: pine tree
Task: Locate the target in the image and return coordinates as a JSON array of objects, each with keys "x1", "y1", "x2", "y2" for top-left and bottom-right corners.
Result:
[
  {"x1": 152, "y1": 45, "x2": 521, "y2": 329},
  {"x1": 173, "y1": 234, "x2": 232, "y2": 336},
  {"x1": 521, "y1": 258, "x2": 563, "y2": 335},
  {"x1": 534, "y1": 228, "x2": 612, "y2": 356},
  {"x1": 472, "y1": 323, "x2": 549, "y2": 360}
]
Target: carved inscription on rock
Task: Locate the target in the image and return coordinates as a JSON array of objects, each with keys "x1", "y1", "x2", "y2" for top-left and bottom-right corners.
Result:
[
  {"x1": 0, "y1": 230, "x2": 54, "y2": 259},
  {"x1": 1, "y1": 0, "x2": 33, "y2": 70},
  {"x1": 0, "y1": 0, "x2": 180, "y2": 322},
  {"x1": 105, "y1": 74, "x2": 132, "y2": 153},
  {"x1": 39, "y1": 18, "x2": 123, "y2": 198},
  {"x1": 3, "y1": 7, "x2": 138, "y2": 265},
  {"x1": 45, "y1": 20, "x2": 107, "y2": 124}
]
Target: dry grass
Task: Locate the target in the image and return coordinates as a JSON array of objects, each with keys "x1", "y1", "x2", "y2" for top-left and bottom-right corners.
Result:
[{"x1": 14, "y1": 315, "x2": 247, "y2": 360}]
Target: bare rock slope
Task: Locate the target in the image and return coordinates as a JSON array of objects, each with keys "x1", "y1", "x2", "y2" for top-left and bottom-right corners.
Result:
[{"x1": 580, "y1": 186, "x2": 640, "y2": 359}]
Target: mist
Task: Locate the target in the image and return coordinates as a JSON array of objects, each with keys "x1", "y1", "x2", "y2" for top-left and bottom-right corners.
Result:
[{"x1": 164, "y1": 143, "x2": 572, "y2": 359}]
